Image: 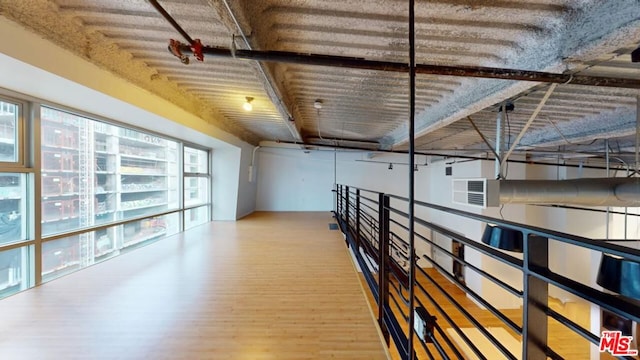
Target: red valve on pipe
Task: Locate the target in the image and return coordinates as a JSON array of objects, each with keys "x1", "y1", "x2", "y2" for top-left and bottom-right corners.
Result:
[
  {"x1": 168, "y1": 39, "x2": 189, "y2": 65},
  {"x1": 191, "y1": 39, "x2": 204, "y2": 62}
]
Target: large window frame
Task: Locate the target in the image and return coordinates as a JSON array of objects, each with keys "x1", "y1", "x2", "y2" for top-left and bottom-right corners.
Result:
[
  {"x1": 0, "y1": 92, "x2": 35, "y2": 296},
  {"x1": 0, "y1": 89, "x2": 213, "y2": 297},
  {"x1": 183, "y1": 144, "x2": 211, "y2": 230}
]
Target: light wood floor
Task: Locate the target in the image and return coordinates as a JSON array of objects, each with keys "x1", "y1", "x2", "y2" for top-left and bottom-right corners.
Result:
[{"x1": 0, "y1": 212, "x2": 389, "y2": 360}]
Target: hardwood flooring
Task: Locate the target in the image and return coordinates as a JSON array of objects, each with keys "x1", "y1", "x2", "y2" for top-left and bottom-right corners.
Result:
[{"x1": 0, "y1": 212, "x2": 389, "y2": 360}]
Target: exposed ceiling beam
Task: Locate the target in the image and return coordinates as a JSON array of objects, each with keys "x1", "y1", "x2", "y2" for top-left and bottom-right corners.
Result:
[{"x1": 202, "y1": 0, "x2": 303, "y2": 142}]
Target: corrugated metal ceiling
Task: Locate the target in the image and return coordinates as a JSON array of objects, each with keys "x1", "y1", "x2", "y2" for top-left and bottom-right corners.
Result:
[{"x1": 0, "y1": 0, "x2": 639, "y2": 161}]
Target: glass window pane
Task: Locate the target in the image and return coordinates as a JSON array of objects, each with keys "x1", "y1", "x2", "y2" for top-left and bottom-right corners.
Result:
[
  {"x1": 41, "y1": 107, "x2": 179, "y2": 237},
  {"x1": 42, "y1": 235, "x2": 81, "y2": 281},
  {"x1": 0, "y1": 173, "x2": 27, "y2": 245},
  {"x1": 122, "y1": 213, "x2": 179, "y2": 249},
  {"x1": 0, "y1": 246, "x2": 30, "y2": 299},
  {"x1": 184, "y1": 147, "x2": 208, "y2": 173},
  {"x1": 42, "y1": 213, "x2": 180, "y2": 282},
  {"x1": 185, "y1": 205, "x2": 209, "y2": 230},
  {"x1": 0, "y1": 100, "x2": 18, "y2": 163},
  {"x1": 184, "y1": 177, "x2": 209, "y2": 207}
]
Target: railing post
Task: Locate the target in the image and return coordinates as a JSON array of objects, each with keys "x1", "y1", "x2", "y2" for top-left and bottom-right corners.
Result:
[
  {"x1": 337, "y1": 185, "x2": 342, "y2": 218},
  {"x1": 355, "y1": 189, "x2": 361, "y2": 248},
  {"x1": 523, "y1": 234, "x2": 549, "y2": 360},
  {"x1": 333, "y1": 183, "x2": 339, "y2": 214},
  {"x1": 345, "y1": 186, "x2": 350, "y2": 230},
  {"x1": 378, "y1": 193, "x2": 390, "y2": 344}
]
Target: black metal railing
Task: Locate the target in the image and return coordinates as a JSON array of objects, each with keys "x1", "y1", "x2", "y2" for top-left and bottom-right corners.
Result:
[{"x1": 334, "y1": 184, "x2": 640, "y2": 360}]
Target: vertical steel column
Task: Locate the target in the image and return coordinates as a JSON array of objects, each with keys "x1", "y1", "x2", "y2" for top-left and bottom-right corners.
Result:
[
  {"x1": 356, "y1": 189, "x2": 361, "y2": 248},
  {"x1": 345, "y1": 186, "x2": 350, "y2": 230},
  {"x1": 605, "y1": 139, "x2": 610, "y2": 240},
  {"x1": 495, "y1": 104, "x2": 504, "y2": 179},
  {"x1": 334, "y1": 149, "x2": 338, "y2": 213},
  {"x1": 378, "y1": 193, "x2": 391, "y2": 344},
  {"x1": 522, "y1": 234, "x2": 549, "y2": 359},
  {"x1": 407, "y1": 0, "x2": 417, "y2": 358},
  {"x1": 338, "y1": 185, "x2": 343, "y2": 218}
]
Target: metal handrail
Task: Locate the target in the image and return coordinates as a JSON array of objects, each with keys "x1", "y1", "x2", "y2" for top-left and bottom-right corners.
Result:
[{"x1": 335, "y1": 183, "x2": 640, "y2": 360}]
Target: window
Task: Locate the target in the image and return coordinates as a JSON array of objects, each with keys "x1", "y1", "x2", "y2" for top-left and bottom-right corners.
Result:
[
  {"x1": 42, "y1": 213, "x2": 180, "y2": 282},
  {"x1": 0, "y1": 100, "x2": 18, "y2": 163},
  {"x1": 0, "y1": 96, "x2": 213, "y2": 299},
  {"x1": 0, "y1": 246, "x2": 30, "y2": 297},
  {"x1": 184, "y1": 147, "x2": 208, "y2": 173},
  {"x1": 184, "y1": 177, "x2": 209, "y2": 207},
  {"x1": 183, "y1": 146, "x2": 210, "y2": 227},
  {"x1": 185, "y1": 206, "x2": 210, "y2": 230},
  {"x1": 0, "y1": 96, "x2": 31, "y2": 299},
  {"x1": 41, "y1": 107, "x2": 179, "y2": 237},
  {"x1": 0, "y1": 174, "x2": 27, "y2": 245},
  {"x1": 184, "y1": 146, "x2": 211, "y2": 230}
]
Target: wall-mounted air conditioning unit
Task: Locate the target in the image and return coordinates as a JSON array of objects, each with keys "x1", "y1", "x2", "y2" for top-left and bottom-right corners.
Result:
[{"x1": 452, "y1": 178, "x2": 499, "y2": 208}]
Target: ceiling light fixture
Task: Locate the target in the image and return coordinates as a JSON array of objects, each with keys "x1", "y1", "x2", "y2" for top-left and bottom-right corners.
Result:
[
  {"x1": 481, "y1": 224, "x2": 523, "y2": 252},
  {"x1": 597, "y1": 253, "x2": 640, "y2": 300},
  {"x1": 243, "y1": 97, "x2": 254, "y2": 112},
  {"x1": 314, "y1": 99, "x2": 323, "y2": 109},
  {"x1": 388, "y1": 163, "x2": 393, "y2": 170}
]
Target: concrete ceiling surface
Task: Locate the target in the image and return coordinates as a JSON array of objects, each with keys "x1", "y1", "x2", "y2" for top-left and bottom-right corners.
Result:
[{"x1": 0, "y1": 0, "x2": 639, "y2": 160}]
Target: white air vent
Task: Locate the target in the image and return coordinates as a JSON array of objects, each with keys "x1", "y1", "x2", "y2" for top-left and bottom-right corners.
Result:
[{"x1": 452, "y1": 178, "x2": 499, "y2": 208}]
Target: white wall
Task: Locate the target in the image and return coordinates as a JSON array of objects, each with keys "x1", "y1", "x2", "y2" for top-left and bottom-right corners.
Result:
[
  {"x1": 0, "y1": 16, "x2": 256, "y2": 220},
  {"x1": 257, "y1": 146, "x2": 634, "y2": 326},
  {"x1": 236, "y1": 143, "x2": 258, "y2": 219},
  {"x1": 256, "y1": 148, "x2": 335, "y2": 211}
]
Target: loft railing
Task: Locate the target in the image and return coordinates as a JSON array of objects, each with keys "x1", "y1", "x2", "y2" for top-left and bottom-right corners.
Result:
[{"x1": 334, "y1": 184, "x2": 640, "y2": 360}]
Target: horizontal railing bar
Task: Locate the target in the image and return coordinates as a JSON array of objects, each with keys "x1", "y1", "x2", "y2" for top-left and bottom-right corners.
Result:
[
  {"x1": 415, "y1": 281, "x2": 481, "y2": 359},
  {"x1": 432, "y1": 322, "x2": 464, "y2": 360},
  {"x1": 421, "y1": 218, "x2": 523, "y2": 269},
  {"x1": 389, "y1": 291, "x2": 409, "y2": 321},
  {"x1": 387, "y1": 205, "x2": 523, "y2": 269},
  {"x1": 412, "y1": 231, "x2": 523, "y2": 297},
  {"x1": 545, "y1": 346, "x2": 565, "y2": 360},
  {"x1": 428, "y1": 328, "x2": 451, "y2": 360},
  {"x1": 530, "y1": 266, "x2": 640, "y2": 323},
  {"x1": 413, "y1": 276, "x2": 490, "y2": 360},
  {"x1": 360, "y1": 228, "x2": 378, "y2": 248},
  {"x1": 358, "y1": 201, "x2": 378, "y2": 213},
  {"x1": 380, "y1": 191, "x2": 640, "y2": 262},
  {"x1": 389, "y1": 210, "x2": 523, "y2": 295},
  {"x1": 336, "y1": 214, "x2": 380, "y2": 301},
  {"x1": 390, "y1": 217, "x2": 410, "y2": 233},
  {"x1": 417, "y1": 338, "x2": 437, "y2": 360},
  {"x1": 424, "y1": 240, "x2": 523, "y2": 298},
  {"x1": 421, "y1": 201, "x2": 640, "y2": 262},
  {"x1": 384, "y1": 304, "x2": 410, "y2": 360},
  {"x1": 390, "y1": 241, "x2": 410, "y2": 258},
  {"x1": 358, "y1": 194, "x2": 380, "y2": 206},
  {"x1": 546, "y1": 307, "x2": 599, "y2": 346},
  {"x1": 417, "y1": 266, "x2": 519, "y2": 360},
  {"x1": 420, "y1": 257, "x2": 523, "y2": 334},
  {"x1": 414, "y1": 296, "x2": 463, "y2": 360},
  {"x1": 390, "y1": 273, "x2": 410, "y2": 306},
  {"x1": 342, "y1": 185, "x2": 386, "y2": 195}
]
